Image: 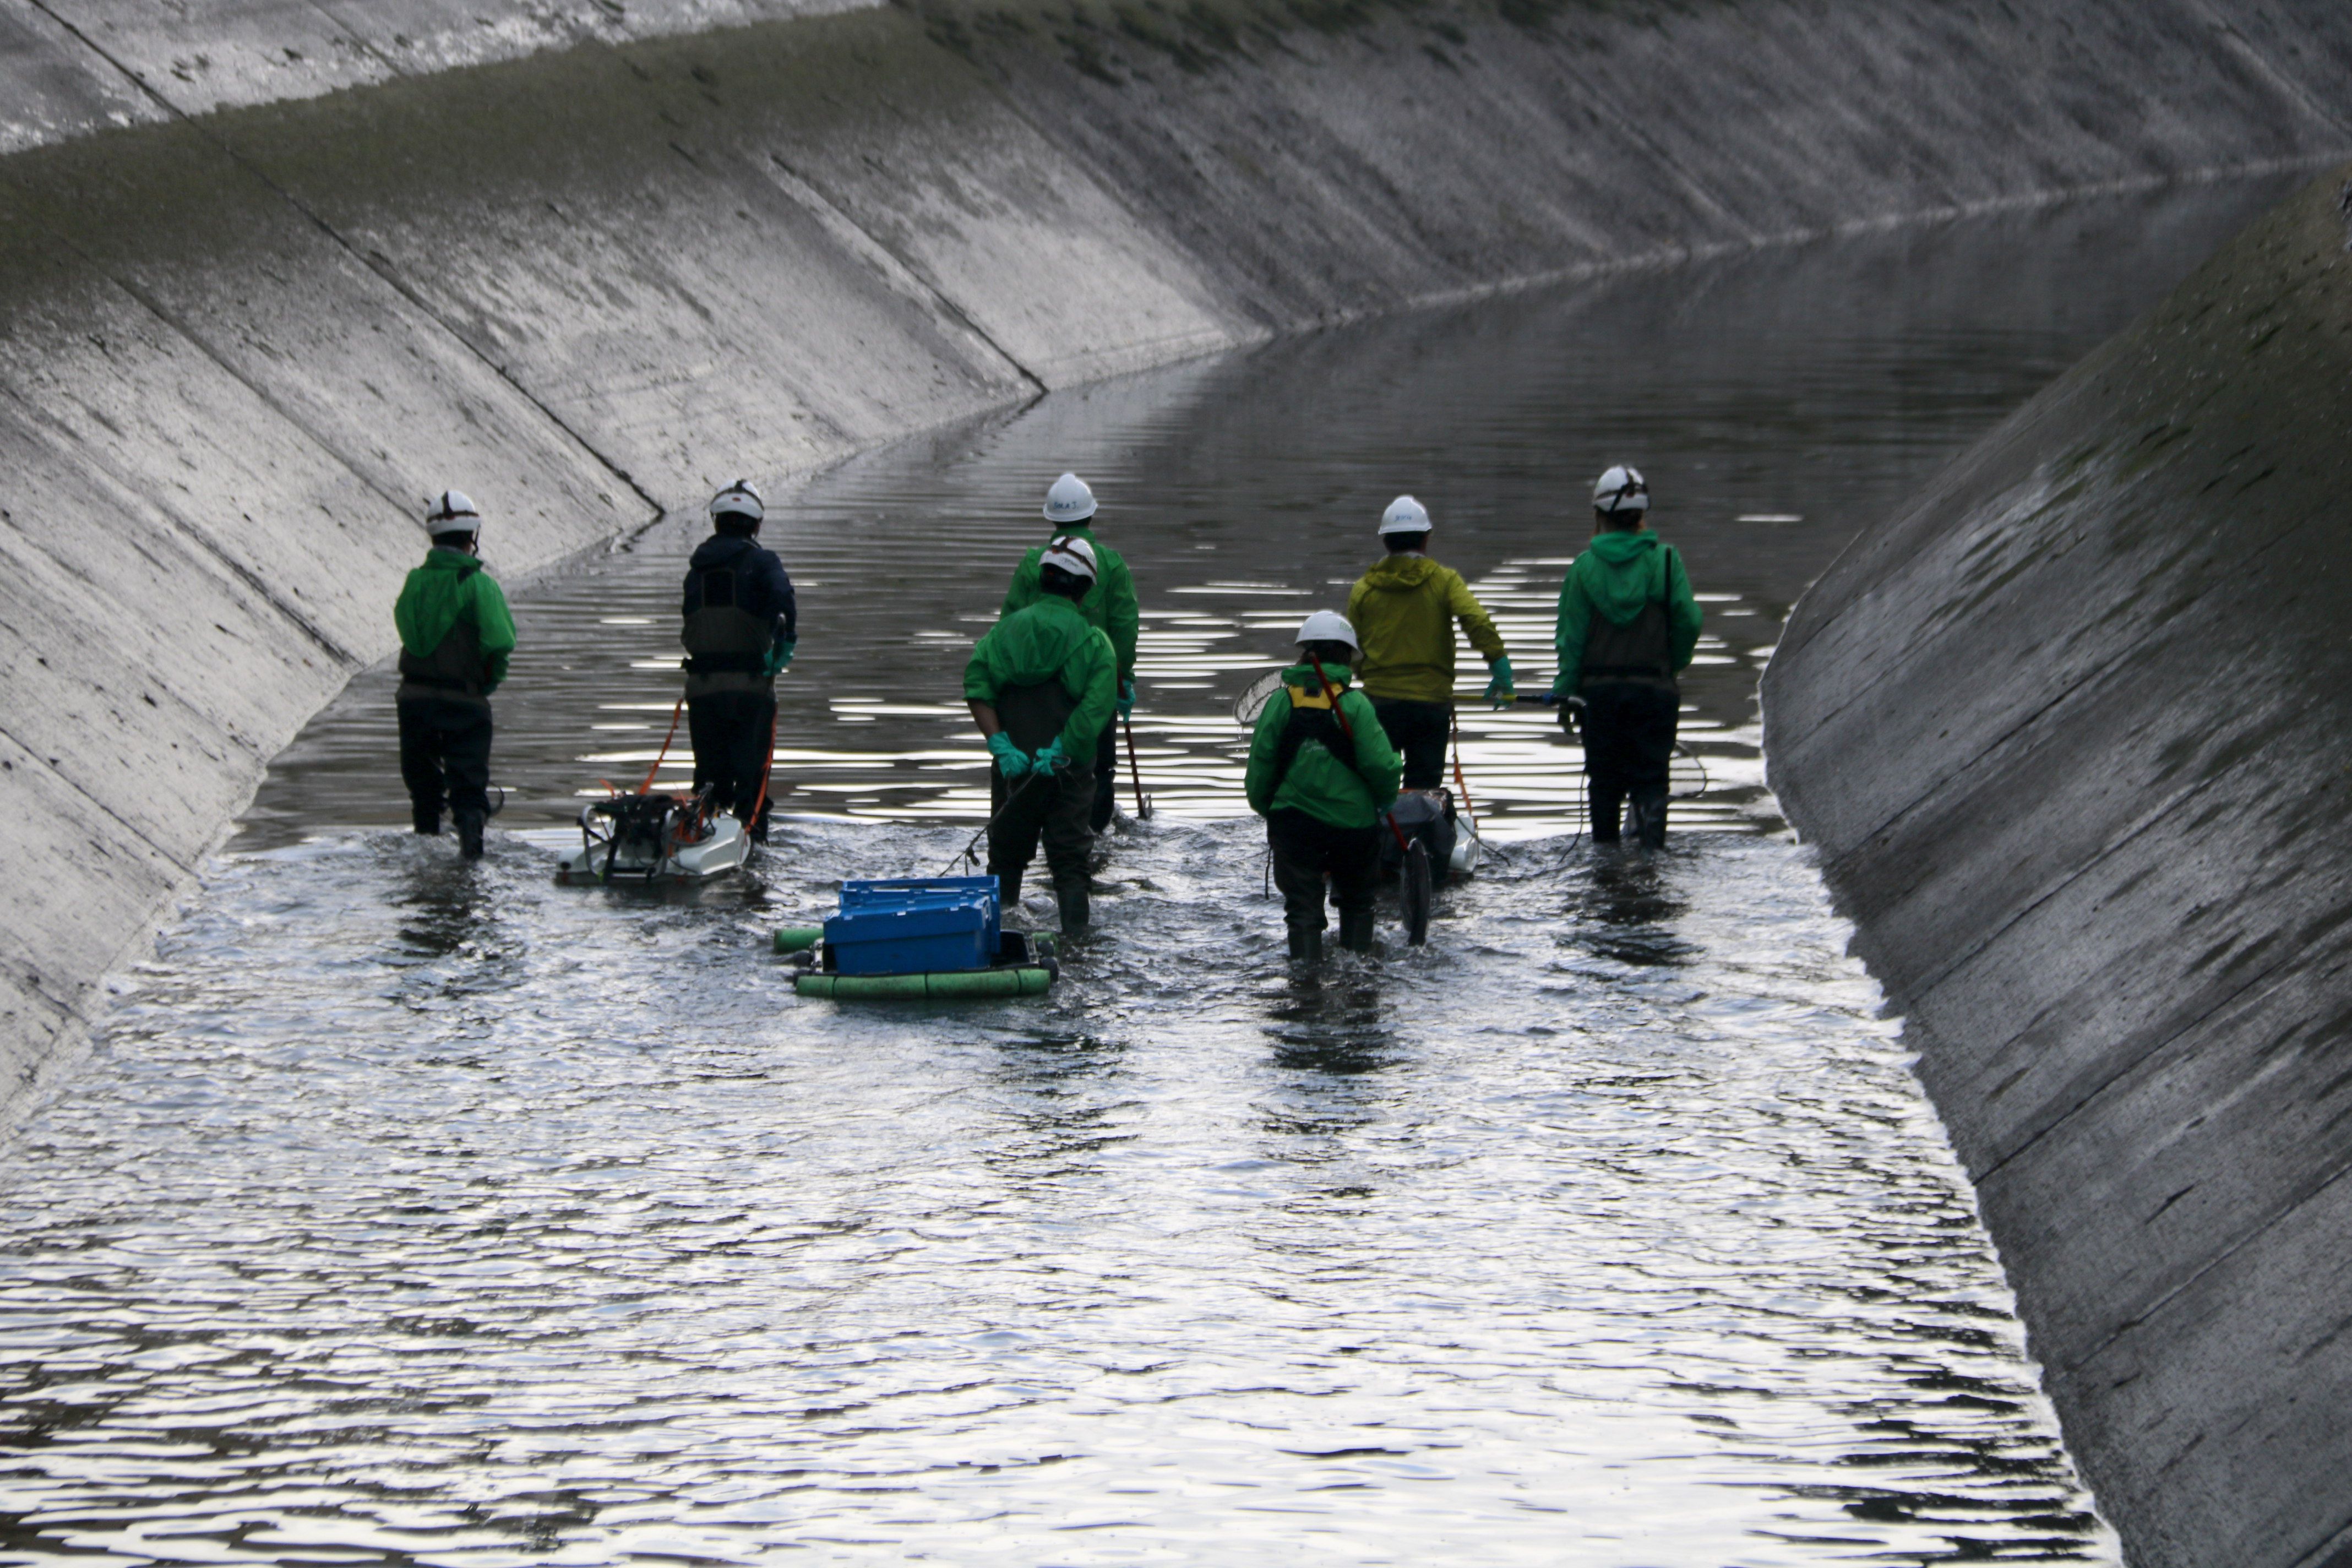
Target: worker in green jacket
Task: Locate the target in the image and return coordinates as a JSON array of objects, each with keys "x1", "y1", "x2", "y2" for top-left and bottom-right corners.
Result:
[
  {"x1": 393, "y1": 490, "x2": 516, "y2": 859},
  {"x1": 1552, "y1": 465, "x2": 1703, "y2": 848},
  {"x1": 966, "y1": 535, "x2": 1119, "y2": 933},
  {"x1": 1002, "y1": 471, "x2": 1138, "y2": 833},
  {"x1": 1344, "y1": 496, "x2": 1511, "y2": 791},
  {"x1": 1245, "y1": 611, "x2": 1403, "y2": 962}
]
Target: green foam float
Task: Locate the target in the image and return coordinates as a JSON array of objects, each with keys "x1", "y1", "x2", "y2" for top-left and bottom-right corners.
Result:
[{"x1": 794, "y1": 966, "x2": 1054, "y2": 1000}]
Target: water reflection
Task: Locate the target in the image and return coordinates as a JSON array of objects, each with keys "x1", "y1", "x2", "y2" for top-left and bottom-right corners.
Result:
[
  {"x1": 242, "y1": 180, "x2": 2292, "y2": 851},
  {"x1": 1570, "y1": 854, "x2": 1697, "y2": 968},
  {"x1": 1262, "y1": 979, "x2": 1397, "y2": 1076}
]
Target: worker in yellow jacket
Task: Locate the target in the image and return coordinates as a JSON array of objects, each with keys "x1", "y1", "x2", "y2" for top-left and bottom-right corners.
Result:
[{"x1": 1344, "y1": 496, "x2": 1512, "y2": 788}]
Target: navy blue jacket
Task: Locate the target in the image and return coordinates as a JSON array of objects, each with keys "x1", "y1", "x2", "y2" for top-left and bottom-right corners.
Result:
[{"x1": 683, "y1": 532, "x2": 796, "y2": 642}]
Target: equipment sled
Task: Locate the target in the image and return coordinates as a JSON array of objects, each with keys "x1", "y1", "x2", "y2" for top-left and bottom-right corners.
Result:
[{"x1": 558, "y1": 787, "x2": 751, "y2": 884}]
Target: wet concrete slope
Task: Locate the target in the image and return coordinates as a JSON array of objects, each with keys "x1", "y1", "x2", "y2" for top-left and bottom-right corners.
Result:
[
  {"x1": 1, "y1": 1, "x2": 2349, "y2": 1121},
  {"x1": 1763, "y1": 166, "x2": 2352, "y2": 1568}
]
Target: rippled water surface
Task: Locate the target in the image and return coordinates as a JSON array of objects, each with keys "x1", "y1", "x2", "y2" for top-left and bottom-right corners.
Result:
[{"x1": 0, "y1": 184, "x2": 2293, "y2": 1564}]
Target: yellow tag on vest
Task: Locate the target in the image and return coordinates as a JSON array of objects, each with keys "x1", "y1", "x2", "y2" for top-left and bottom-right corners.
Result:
[{"x1": 1287, "y1": 683, "x2": 1335, "y2": 711}]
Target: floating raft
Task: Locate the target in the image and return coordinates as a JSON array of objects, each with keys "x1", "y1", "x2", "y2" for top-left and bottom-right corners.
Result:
[{"x1": 777, "y1": 876, "x2": 1057, "y2": 998}]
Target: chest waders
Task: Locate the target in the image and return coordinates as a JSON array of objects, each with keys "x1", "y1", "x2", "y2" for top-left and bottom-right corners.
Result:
[
  {"x1": 398, "y1": 580, "x2": 490, "y2": 706},
  {"x1": 1580, "y1": 546, "x2": 1681, "y2": 693},
  {"x1": 1578, "y1": 545, "x2": 1682, "y2": 848},
  {"x1": 988, "y1": 677, "x2": 1092, "y2": 929},
  {"x1": 682, "y1": 565, "x2": 775, "y2": 699},
  {"x1": 1303, "y1": 668, "x2": 1423, "y2": 950}
]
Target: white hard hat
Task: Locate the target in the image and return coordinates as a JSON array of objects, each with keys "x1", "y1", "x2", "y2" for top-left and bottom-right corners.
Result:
[
  {"x1": 424, "y1": 489, "x2": 480, "y2": 537},
  {"x1": 1044, "y1": 471, "x2": 1098, "y2": 524},
  {"x1": 1295, "y1": 609, "x2": 1360, "y2": 650},
  {"x1": 1041, "y1": 533, "x2": 1099, "y2": 581},
  {"x1": 709, "y1": 478, "x2": 764, "y2": 524},
  {"x1": 1592, "y1": 465, "x2": 1649, "y2": 514},
  {"x1": 1378, "y1": 494, "x2": 1432, "y2": 537}
]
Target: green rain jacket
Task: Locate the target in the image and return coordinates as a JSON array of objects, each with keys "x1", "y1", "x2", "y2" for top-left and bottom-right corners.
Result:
[
  {"x1": 394, "y1": 547, "x2": 516, "y2": 693},
  {"x1": 1001, "y1": 525, "x2": 1139, "y2": 680},
  {"x1": 1551, "y1": 530, "x2": 1702, "y2": 696},
  {"x1": 963, "y1": 595, "x2": 1119, "y2": 759},
  {"x1": 1344, "y1": 553, "x2": 1506, "y2": 704},
  {"x1": 1244, "y1": 662, "x2": 1403, "y2": 829}
]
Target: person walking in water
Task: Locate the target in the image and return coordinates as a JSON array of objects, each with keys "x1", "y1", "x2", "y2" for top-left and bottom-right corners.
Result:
[
  {"x1": 394, "y1": 490, "x2": 515, "y2": 859},
  {"x1": 966, "y1": 536, "x2": 1118, "y2": 934},
  {"x1": 1246, "y1": 612, "x2": 1402, "y2": 962},
  {"x1": 1001, "y1": 472, "x2": 1137, "y2": 832},
  {"x1": 1345, "y1": 496, "x2": 1512, "y2": 790},
  {"x1": 681, "y1": 480, "x2": 796, "y2": 842},
  {"x1": 1551, "y1": 465, "x2": 1702, "y2": 848}
]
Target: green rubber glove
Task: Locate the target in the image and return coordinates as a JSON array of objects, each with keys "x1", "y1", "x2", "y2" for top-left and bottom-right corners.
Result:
[
  {"x1": 1033, "y1": 738, "x2": 1071, "y2": 774},
  {"x1": 1483, "y1": 654, "x2": 1515, "y2": 706},
  {"x1": 763, "y1": 638, "x2": 797, "y2": 678},
  {"x1": 987, "y1": 732, "x2": 1031, "y2": 778},
  {"x1": 1117, "y1": 677, "x2": 1135, "y2": 721}
]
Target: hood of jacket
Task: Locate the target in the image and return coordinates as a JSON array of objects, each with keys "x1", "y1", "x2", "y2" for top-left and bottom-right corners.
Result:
[
  {"x1": 989, "y1": 595, "x2": 1097, "y2": 685},
  {"x1": 1282, "y1": 660, "x2": 1355, "y2": 692},
  {"x1": 396, "y1": 548, "x2": 490, "y2": 659},
  {"x1": 690, "y1": 531, "x2": 772, "y2": 572},
  {"x1": 1577, "y1": 531, "x2": 1668, "y2": 625},
  {"x1": 1360, "y1": 552, "x2": 1440, "y2": 592}
]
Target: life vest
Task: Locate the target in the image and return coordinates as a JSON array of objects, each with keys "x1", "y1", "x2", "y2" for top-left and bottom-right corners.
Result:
[
  {"x1": 396, "y1": 563, "x2": 490, "y2": 703},
  {"x1": 1269, "y1": 679, "x2": 1368, "y2": 794},
  {"x1": 682, "y1": 559, "x2": 776, "y2": 696},
  {"x1": 1581, "y1": 546, "x2": 1680, "y2": 690}
]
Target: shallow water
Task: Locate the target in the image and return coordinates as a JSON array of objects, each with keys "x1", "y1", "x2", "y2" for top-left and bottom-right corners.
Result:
[{"x1": 0, "y1": 182, "x2": 2293, "y2": 1565}]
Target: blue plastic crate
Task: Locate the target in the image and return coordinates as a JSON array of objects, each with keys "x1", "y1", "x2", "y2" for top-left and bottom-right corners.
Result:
[{"x1": 825, "y1": 876, "x2": 1000, "y2": 976}]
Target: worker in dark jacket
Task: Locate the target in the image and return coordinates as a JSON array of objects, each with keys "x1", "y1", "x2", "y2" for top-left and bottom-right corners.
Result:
[
  {"x1": 1552, "y1": 465, "x2": 1702, "y2": 848},
  {"x1": 1245, "y1": 611, "x2": 1403, "y2": 961},
  {"x1": 394, "y1": 489, "x2": 516, "y2": 859},
  {"x1": 966, "y1": 536, "x2": 1118, "y2": 934},
  {"x1": 681, "y1": 480, "x2": 796, "y2": 841},
  {"x1": 1001, "y1": 471, "x2": 1139, "y2": 832}
]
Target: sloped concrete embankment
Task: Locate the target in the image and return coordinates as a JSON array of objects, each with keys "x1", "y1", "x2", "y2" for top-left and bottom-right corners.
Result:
[
  {"x1": 1763, "y1": 167, "x2": 2352, "y2": 1568},
  {"x1": 2, "y1": 0, "x2": 2349, "y2": 1124}
]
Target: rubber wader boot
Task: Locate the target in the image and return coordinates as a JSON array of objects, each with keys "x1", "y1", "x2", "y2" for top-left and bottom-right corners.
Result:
[
  {"x1": 456, "y1": 811, "x2": 486, "y2": 861},
  {"x1": 412, "y1": 808, "x2": 441, "y2": 836},
  {"x1": 1632, "y1": 790, "x2": 1668, "y2": 851},
  {"x1": 1057, "y1": 884, "x2": 1090, "y2": 934},
  {"x1": 993, "y1": 868, "x2": 1023, "y2": 908},
  {"x1": 1338, "y1": 909, "x2": 1376, "y2": 954},
  {"x1": 1591, "y1": 792, "x2": 1623, "y2": 845},
  {"x1": 1287, "y1": 923, "x2": 1322, "y2": 962}
]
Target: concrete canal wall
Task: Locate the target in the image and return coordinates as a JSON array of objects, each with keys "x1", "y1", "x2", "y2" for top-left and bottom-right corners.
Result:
[
  {"x1": 1764, "y1": 166, "x2": 2352, "y2": 1568},
  {"x1": 2, "y1": 0, "x2": 2349, "y2": 1553}
]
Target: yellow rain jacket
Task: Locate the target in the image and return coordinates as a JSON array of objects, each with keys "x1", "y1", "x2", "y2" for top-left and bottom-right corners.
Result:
[{"x1": 1343, "y1": 553, "x2": 1505, "y2": 704}]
